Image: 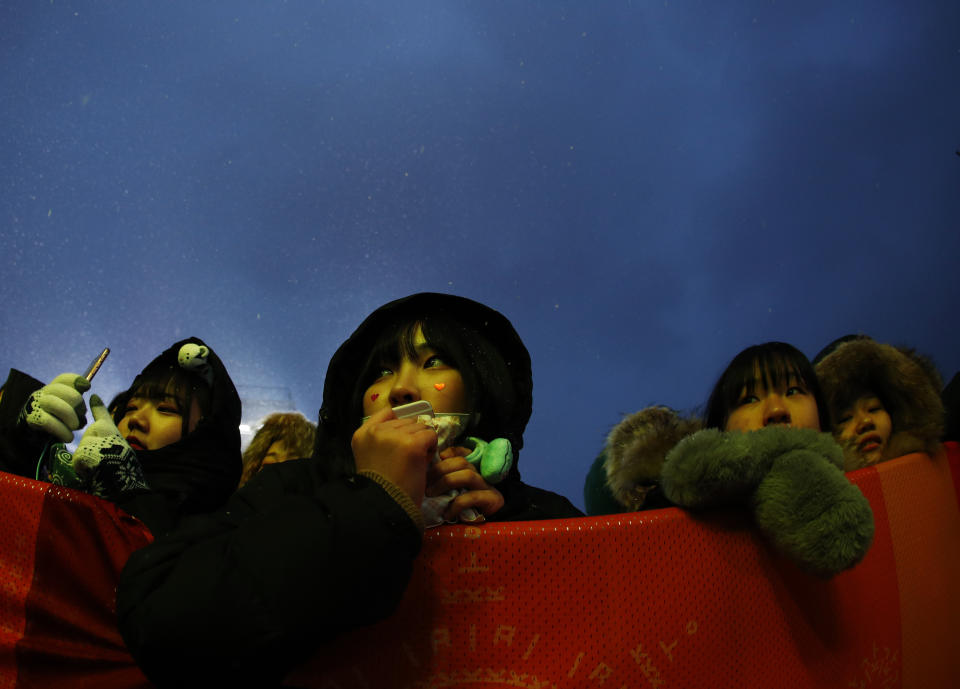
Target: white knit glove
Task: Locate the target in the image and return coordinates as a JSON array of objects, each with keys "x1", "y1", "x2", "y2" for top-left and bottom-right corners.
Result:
[
  {"x1": 73, "y1": 395, "x2": 149, "y2": 500},
  {"x1": 20, "y1": 373, "x2": 90, "y2": 442}
]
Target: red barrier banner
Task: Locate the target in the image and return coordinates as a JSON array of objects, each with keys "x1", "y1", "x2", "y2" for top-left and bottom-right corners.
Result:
[
  {"x1": 1, "y1": 445, "x2": 958, "y2": 688},
  {"x1": 293, "y1": 445, "x2": 960, "y2": 689},
  {"x1": 0, "y1": 474, "x2": 153, "y2": 689}
]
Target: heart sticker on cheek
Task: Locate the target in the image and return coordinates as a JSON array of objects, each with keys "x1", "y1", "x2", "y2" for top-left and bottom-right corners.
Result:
[
  {"x1": 370, "y1": 393, "x2": 380, "y2": 402},
  {"x1": 434, "y1": 383, "x2": 446, "y2": 391}
]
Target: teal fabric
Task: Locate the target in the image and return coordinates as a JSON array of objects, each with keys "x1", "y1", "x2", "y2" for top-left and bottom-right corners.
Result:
[{"x1": 583, "y1": 451, "x2": 626, "y2": 515}]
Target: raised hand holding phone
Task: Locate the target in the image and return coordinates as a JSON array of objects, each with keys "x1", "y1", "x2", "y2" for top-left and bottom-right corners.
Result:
[
  {"x1": 21, "y1": 373, "x2": 91, "y2": 443},
  {"x1": 20, "y1": 348, "x2": 110, "y2": 444}
]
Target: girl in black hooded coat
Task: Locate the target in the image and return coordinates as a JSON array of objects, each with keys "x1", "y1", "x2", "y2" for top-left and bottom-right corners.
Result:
[
  {"x1": 0, "y1": 337, "x2": 241, "y2": 535},
  {"x1": 116, "y1": 293, "x2": 581, "y2": 689}
]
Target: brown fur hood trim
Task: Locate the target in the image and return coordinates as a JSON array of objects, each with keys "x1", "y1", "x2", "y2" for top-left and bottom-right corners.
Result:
[
  {"x1": 604, "y1": 406, "x2": 702, "y2": 510},
  {"x1": 815, "y1": 339, "x2": 943, "y2": 468}
]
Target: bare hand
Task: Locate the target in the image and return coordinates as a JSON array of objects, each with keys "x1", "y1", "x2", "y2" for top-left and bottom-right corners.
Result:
[
  {"x1": 428, "y1": 450, "x2": 504, "y2": 521},
  {"x1": 351, "y1": 407, "x2": 437, "y2": 505}
]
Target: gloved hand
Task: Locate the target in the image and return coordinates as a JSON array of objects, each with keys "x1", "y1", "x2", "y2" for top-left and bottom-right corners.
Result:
[
  {"x1": 20, "y1": 373, "x2": 90, "y2": 442},
  {"x1": 73, "y1": 395, "x2": 149, "y2": 501}
]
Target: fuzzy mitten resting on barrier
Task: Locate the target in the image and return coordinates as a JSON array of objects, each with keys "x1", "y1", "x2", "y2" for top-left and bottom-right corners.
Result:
[{"x1": 662, "y1": 426, "x2": 874, "y2": 577}]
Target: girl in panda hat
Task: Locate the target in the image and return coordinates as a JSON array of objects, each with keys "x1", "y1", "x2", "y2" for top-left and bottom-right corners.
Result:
[{"x1": 0, "y1": 337, "x2": 241, "y2": 533}]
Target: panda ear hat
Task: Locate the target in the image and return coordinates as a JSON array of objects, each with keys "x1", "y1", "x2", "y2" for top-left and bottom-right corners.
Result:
[{"x1": 178, "y1": 343, "x2": 214, "y2": 386}]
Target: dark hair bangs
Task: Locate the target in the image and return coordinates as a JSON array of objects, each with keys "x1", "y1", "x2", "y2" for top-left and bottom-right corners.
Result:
[
  {"x1": 356, "y1": 321, "x2": 420, "y2": 387},
  {"x1": 350, "y1": 317, "x2": 480, "y2": 423},
  {"x1": 828, "y1": 373, "x2": 896, "y2": 427},
  {"x1": 118, "y1": 366, "x2": 213, "y2": 435},
  {"x1": 706, "y1": 342, "x2": 828, "y2": 430},
  {"x1": 132, "y1": 372, "x2": 192, "y2": 411}
]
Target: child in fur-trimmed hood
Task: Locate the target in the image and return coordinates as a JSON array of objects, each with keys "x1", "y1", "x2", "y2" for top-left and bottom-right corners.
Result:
[{"x1": 814, "y1": 336, "x2": 944, "y2": 471}]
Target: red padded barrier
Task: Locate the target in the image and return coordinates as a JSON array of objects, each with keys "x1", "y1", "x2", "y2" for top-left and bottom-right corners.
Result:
[
  {"x1": 876, "y1": 445, "x2": 960, "y2": 689},
  {"x1": 0, "y1": 475, "x2": 46, "y2": 689},
  {"x1": 292, "y1": 465, "x2": 905, "y2": 689},
  {"x1": 0, "y1": 447, "x2": 958, "y2": 688},
  {"x1": 0, "y1": 474, "x2": 153, "y2": 689}
]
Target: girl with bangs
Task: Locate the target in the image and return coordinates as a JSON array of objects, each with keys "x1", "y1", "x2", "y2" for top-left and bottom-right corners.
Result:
[
  {"x1": 110, "y1": 362, "x2": 213, "y2": 453},
  {"x1": 98, "y1": 338, "x2": 241, "y2": 530},
  {"x1": 317, "y1": 293, "x2": 582, "y2": 524},
  {"x1": 586, "y1": 341, "x2": 873, "y2": 578},
  {"x1": 0, "y1": 337, "x2": 242, "y2": 534},
  {"x1": 704, "y1": 341, "x2": 830, "y2": 433}
]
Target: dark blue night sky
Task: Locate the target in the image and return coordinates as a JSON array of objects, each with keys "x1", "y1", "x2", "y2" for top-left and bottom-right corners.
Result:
[{"x1": 2, "y1": 1, "x2": 958, "y2": 508}]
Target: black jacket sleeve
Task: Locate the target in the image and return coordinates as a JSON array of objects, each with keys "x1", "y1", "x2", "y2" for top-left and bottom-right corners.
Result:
[
  {"x1": 0, "y1": 369, "x2": 46, "y2": 477},
  {"x1": 492, "y1": 477, "x2": 585, "y2": 522},
  {"x1": 116, "y1": 460, "x2": 423, "y2": 688}
]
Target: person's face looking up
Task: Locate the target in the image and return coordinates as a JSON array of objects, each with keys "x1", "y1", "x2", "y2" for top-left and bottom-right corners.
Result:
[
  {"x1": 725, "y1": 367, "x2": 821, "y2": 432},
  {"x1": 836, "y1": 395, "x2": 892, "y2": 466},
  {"x1": 118, "y1": 393, "x2": 201, "y2": 451},
  {"x1": 362, "y1": 325, "x2": 467, "y2": 417}
]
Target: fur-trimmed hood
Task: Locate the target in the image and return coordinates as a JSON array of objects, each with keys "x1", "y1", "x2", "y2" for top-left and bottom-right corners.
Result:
[
  {"x1": 815, "y1": 338, "x2": 943, "y2": 470},
  {"x1": 589, "y1": 406, "x2": 702, "y2": 513}
]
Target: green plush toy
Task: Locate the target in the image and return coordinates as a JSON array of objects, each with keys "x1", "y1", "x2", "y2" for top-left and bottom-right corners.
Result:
[{"x1": 461, "y1": 436, "x2": 512, "y2": 484}]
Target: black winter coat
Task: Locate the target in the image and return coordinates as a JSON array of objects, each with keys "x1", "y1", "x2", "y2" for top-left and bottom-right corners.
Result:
[
  {"x1": 117, "y1": 460, "x2": 421, "y2": 687},
  {"x1": 0, "y1": 368, "x2": 49, "y2": 478}
]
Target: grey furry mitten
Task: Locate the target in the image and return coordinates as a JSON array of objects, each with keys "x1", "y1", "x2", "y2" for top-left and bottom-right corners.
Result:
[
  {"x1": 662, "y1": 426, "x2": 874, "y2": 577},
  {"x1": 661, "y1": 426, "x2": 841, "y2": 507},
  {"x1": 754, "y1": 448, "x2": 874, "y2": 576}
]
